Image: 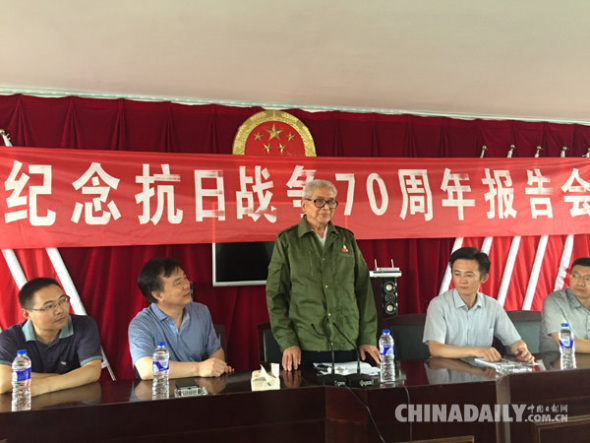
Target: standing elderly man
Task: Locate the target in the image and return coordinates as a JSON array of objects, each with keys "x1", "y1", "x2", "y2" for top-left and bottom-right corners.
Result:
[{"x1": 266, "y1": 179, "x2": 380, "y2": 371}]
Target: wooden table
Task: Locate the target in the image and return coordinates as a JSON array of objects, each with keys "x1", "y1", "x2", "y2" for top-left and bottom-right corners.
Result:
[
  {"x1": 496, "y1": 353, "x2": 590, "y2": 443},
  {"x1": 0, "y1": 358, "x2": 559, "y2": 443}
]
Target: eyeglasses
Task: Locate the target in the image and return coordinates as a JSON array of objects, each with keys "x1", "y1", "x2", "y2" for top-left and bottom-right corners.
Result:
[
  {"x1": 27, "y1": 295, "x2": 71, "y2": 312},
  {"x1": 305, "y1": 198, "x2": 339, "y2": 209},
  {"x1": 570, "y1": 273, "x2": 590, "y2": 283}
]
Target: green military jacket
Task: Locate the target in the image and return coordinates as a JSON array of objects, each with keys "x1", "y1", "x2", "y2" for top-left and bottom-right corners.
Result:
[{"x1": 266, "y1": 217, "x2": 378, "y2": 352}]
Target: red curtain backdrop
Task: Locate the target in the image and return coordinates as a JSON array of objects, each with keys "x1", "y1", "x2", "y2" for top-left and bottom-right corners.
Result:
[{"x1": 1, "y1": 94, "x2": 590, "y2": 380}]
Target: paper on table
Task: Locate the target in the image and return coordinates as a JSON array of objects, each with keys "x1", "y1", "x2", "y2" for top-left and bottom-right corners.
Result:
[
  {"x1": 251, "y1": 365, "x2": 281, "y2": 391},
  {"x1": 472, "y1": 358, "x2": 533, "y2": 374}
]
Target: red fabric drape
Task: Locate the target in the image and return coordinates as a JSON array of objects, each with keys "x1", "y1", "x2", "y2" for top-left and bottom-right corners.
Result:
[{"x1": 2, "y1": 94, "x2": 590, "y2": 380}]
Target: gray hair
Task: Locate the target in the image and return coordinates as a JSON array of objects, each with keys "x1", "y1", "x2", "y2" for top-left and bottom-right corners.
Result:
[{"x1": 302, "y1": 179, "x2": 337, "y2": 199}]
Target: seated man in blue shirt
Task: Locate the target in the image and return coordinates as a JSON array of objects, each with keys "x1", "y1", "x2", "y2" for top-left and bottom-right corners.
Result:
[
  {"x1": 423, "y1": 247, "x2": 533, "y2": 362},
  {"x1": 0, "y1": 278, "x2": 102, "y2": 396},
  {"x1": 540, "y1": 256, "x2": 590, "y2": 353},
  {"x1": 129, "y1": 257, "x2": 232, "y2": 379}
]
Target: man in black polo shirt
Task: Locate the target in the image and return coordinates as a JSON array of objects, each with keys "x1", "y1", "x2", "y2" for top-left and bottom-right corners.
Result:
[{"x1": 0, "y1": 278, "x2": 102, "y2": 396}]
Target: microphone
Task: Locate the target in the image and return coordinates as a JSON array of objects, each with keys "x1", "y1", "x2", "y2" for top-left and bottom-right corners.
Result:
[
  {"x1": 332, "y1": 322, "x2": 376, "y2": 388},
  {"x1": 311, "y1": 324, "x2": 347, "y2": 387}
]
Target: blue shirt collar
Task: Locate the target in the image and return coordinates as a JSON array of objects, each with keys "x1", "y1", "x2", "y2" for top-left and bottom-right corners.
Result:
[
  {"x1": 150, "y1": 303, "x2": 168, "y2": 321},
  {"x1": 150, "y1": 303, "x2": 189, "y2": 323},
  {"x1": 23, "y1": 315, "x2": 73, "y2": 342}
]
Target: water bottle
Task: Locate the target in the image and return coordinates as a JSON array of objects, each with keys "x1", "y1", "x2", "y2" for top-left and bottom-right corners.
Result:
[
  {"x1": 12, "y1": 349, "x2": 31, "y2": 411},
  {"x1": 559, "y1": 323, "x2": 576, "y2": 370},
  {"x1": 152, "y1": 342, "x2": 170, "y2": 399},
  {"x1": 379, "y1": 329, "x2": 395, "y2": 384}
]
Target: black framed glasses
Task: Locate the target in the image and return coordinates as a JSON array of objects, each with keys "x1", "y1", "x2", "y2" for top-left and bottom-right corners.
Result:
[
  {"x1": 570, "y1": 273, "x2": 590, "y2": 283},
  {"x1": 305, "y1": 198, "x2": 339, "y2": 209},
  {"x1": 27, "y1": 295, "x2": 71, "y2": 312}
]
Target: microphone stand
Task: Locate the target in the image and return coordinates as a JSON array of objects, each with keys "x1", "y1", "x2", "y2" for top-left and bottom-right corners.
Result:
[
  {"x1": 311, "y1": 324, "x2": 347, "y2": 387},
  {"x1": 332, "y1": 323, "x2": 376, "y2": 388}
]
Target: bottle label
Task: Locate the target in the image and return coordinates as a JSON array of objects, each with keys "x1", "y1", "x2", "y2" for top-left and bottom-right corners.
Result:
[
  {"x1": 153, "y1": 360, "x2": 169, "y2": 371},
  {"x1": 13, "y1": 368, "x2": 31, "y2": 382},
  {"x1": 380, "y1": 344, "x2": 394, "y2": 356},
  {"x1": 559, "y1": 337, "x2": 574, "y2": 349}
]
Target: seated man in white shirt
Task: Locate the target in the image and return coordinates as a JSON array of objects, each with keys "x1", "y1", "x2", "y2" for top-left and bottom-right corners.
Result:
[{"x1": 423, "y1": 247, "x2": 533, "y2": 362}]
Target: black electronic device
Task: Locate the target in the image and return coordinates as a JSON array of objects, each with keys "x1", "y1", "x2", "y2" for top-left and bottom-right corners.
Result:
[
  {"x1": 370, "y1": 260, "x2": 402, "y2": 317},
  {"x1": 212, "y1": 241, "x2": 275, "y2": 287},
  {"x1": 311, "y1": 324, "x2": 348, "y2": 387},
  {"x1": 173, "y1": 378, "x2": 208, "y2": 397},
  {"x1": 320, "y1": 348, "x2": 348, "y2": 387},
  {"x1": 332, "y1": 322, "x2": 376, "y2": 388},
  {"x1": 321, "y1": 372, "x2": 348, "y2": 387}
]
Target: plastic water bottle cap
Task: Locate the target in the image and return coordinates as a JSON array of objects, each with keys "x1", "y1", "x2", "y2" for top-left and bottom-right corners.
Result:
[
  {"x1": 157, "y1": 341, "x2": 166, "y2": 347},
  {"x1": 561, "y1": 323, "x2": 570, "y2": 328},
  {"x1": 382, "y1": 329, "x2": 390, "y2": 334},
  {"x1": 16, "y1": 349, "x2": 26, "y2": 356}
]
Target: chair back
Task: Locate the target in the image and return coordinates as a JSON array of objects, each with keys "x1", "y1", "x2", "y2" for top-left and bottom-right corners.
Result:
[
  {"x1": 506, "y1": 310, "x2": 541, "y2": 354},
  {"x1": 383, "y1": 313, "x2": 430, "y2": 360},
  {"x1": 257, "y1": 322, "x2": 282, "y2": 363},
  {"x1": 214, "y1": 324, "x2": 227, "y2": 356}
]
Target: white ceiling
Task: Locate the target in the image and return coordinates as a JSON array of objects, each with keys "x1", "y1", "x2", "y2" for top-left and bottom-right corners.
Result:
[{"x1": 2, "y1": 1, "x2": 589, "y2": 123}]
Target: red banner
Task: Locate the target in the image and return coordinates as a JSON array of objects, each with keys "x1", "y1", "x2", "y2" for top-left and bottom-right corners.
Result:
[{"x1": 1, "y1": 146, "x2": 590, "y2": 248}]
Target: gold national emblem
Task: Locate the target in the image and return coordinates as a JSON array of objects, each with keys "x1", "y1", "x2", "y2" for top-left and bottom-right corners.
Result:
[{"x1": 232, "y1": 110, "x2": 316, "y2": 157}]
